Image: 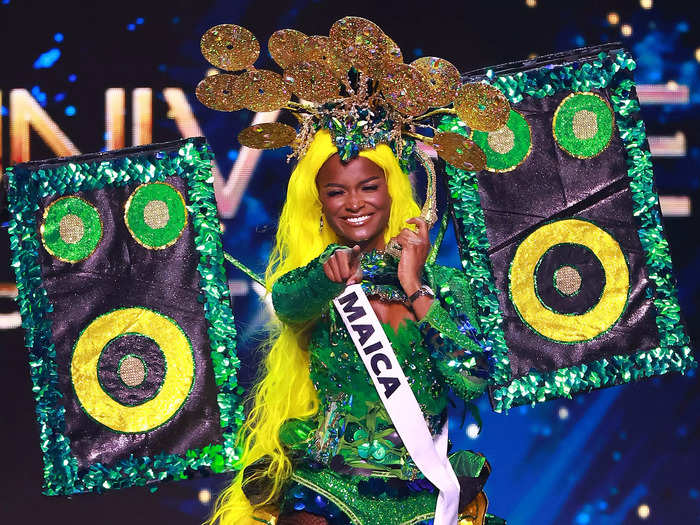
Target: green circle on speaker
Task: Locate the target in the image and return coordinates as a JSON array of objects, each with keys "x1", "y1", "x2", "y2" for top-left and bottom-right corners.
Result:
[
  {"x1": 553, "y1": 92, "x2": 614, "y2": 158},
  {"x1": 124, "y1": 182, "x2": 187, "y2": 249},
  {"x1": 472, "y1": 110, "x2": 531, "y2": 172},
  {"x1": 41, "y1": 196, "x2": 102, "y2": 262}
]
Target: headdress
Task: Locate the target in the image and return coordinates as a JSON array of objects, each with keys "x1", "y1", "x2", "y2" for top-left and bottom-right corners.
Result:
[{"x1": 195, "y1": 16, "x2": 511, "y2": 252}]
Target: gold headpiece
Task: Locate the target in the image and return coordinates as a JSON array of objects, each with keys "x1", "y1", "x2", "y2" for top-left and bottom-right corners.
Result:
[{"x1": 196, "y1": 17, "x2": 510, "y2": 253}]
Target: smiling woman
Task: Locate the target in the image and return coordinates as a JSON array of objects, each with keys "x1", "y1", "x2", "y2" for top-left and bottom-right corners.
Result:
[
  {"x1": 316, "y1": 154, "x2": 392, "y2": 252},
  {"x1": 209, "y1": 130, "x2": 497, "y2": 525}
]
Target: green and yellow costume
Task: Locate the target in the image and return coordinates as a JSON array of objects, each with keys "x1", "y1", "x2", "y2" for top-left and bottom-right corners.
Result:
[{"x1": 270, "y1": 245, "x2": 500, "y2": 525}]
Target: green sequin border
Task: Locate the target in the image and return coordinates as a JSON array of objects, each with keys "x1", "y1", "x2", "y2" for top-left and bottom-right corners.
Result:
[
  {"x1": 6, "y1": 138, "x2": 243, "y2": 494},
  {"x1": 441, "y1": 48, "x2": 696, "y2": 412}
]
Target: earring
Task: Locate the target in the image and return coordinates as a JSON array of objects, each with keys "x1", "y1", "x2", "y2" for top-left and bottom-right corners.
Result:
[{"x1": 319, "y1": 214, "x2": 324, "y2": 232}]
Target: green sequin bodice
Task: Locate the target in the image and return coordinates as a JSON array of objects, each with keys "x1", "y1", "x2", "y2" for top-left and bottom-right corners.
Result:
[{"x1": 272, "y1": 246, "x2": 489, "y2": 479}]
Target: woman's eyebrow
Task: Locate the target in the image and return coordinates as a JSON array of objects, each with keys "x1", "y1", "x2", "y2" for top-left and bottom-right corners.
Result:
[{"x1": 358, "y1": 175, "x2": 381, "y2": 184}]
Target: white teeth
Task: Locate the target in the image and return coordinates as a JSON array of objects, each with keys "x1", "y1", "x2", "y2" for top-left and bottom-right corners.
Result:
[{"x1": 346, "y1": 215, "x2": 370, "y2": 224}]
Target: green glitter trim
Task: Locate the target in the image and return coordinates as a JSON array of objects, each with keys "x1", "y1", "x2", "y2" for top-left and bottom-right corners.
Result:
[
  {"x1": 42, "y1": 196, "x2": 102, "y2": 262},
  {"x1": 438, "y1": 118, "x2": 511, "y2": 387},
  {"x1": 443, "y1": 48, "x2": 695, "y2": 412},
  {"x1": 124, "y1": 182, "x2": 188, "y2": 249},
  {"x1": 6, "y1": 138, "x2": 243, "y2": 494}
]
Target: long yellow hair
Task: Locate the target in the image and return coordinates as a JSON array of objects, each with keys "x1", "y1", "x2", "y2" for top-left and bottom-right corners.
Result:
[{"x1": 208, "y1": 130, "x2": 421, "y2": 524}]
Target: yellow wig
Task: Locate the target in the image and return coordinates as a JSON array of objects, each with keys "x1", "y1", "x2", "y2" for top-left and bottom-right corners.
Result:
[{"x1": 208, "y1": 130, "x2": 421, "y2": 524}]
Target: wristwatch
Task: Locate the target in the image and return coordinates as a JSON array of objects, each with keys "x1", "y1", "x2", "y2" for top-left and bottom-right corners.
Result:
[{"x1": 407, "y1": 285, "x2": 435, "y2": 304}]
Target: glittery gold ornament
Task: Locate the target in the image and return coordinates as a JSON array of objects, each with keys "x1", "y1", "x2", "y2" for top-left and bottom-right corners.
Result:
[
  {"x1": 304, "y1": 35, "x2": 349, "y2": 79},
  {"x1": 238, "y1": 122, "x2": 297, "y2": 149},
  {"x1": 200, "y1": 24, "x2": 260, "y2": 71},
  {"x1": 195, "y1": 73, "x2": 244, "y2": 111},
  {"x1": 554, "y1": 266, "x2": 582, "y2": 296},
  {"x1": 284, "y1": 61, "x2": 340, "y2": 103},
  {"x1": 235, "y1": 69, "x2": 290, "y2": 112},
  {"x1": 454, "y1": 83, "x2": 511, "y2": 132},
  {"x1": 381, "y1": 33, "x2": 403, "y2": 64},
  {"x1": 268, "y1": 28, "x2": 308, "y2": 69},
  {"x1": 58, "y1": 214, "x2": 84, "y2": 244},
  {"x1": 380, "y1": 62, "x2": 430, "y2": 116},
  {"x1": 411, "y1": 57, "x2": 460, "y2": 108},
  {"x1": 329, "y1": 16, "x2": 387, "y2": 75},
  {"x1": 432, "y1": 132, "x2": 487, "y2": 172}
]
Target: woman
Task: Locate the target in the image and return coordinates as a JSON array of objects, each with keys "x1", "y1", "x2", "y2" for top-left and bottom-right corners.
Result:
[{"x1": 208, "y1": 130, "x2": 493, "y2": 525}]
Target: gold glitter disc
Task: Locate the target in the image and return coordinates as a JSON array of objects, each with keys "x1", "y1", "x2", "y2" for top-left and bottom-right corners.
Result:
[
  {"x1": 329, "y1": 16, "x2": 387, "y2": 75},
  {"x1": 201, "y1": 24, "x2": 260, "y2": 71},
  {"x1": 411, "y1": 57, "x2": 460, "y2": 108},
  {"x1": 195, "y1": 73, "x2": 244, "y2": 111},
  {"x1": 238, "y1": 122, "x2": 297, "y2": 149},
  {"x1": 283, "y1": 60, "x2": 340, "y2": 103},
  {"x1": 143, "y1": 200, "x2": 170, "y2": 229},
  {"x1": 380, "y1": 62, "x2": 430, "y2": 117},
  {"x1": 432, "y1": 132, "x2": 487, "y2": 172},
  {"x1": 304, "y1": 35, "x2": 349, "y2": 79},
  {"x1": 235, "y1": 69, "x2": 290, "y2": 112},
  {"x1": 58, "y1": 214, "x2": 84, "y2": 244},
  {"x1": 268, "y1": 28, "x2": 308, "y2": 69},
  {"x1": 555, "y1": 266, "x2": 583, "y2": 296},
  {"x1": 119, "y1": 355, "x2": 147, "y2": 387},
  {"x1": 454, "y1": 82, "x2": 511, "y2": 132},
  {"x1": 381, "y1": 33, "x2": 403, "y2": 64}
]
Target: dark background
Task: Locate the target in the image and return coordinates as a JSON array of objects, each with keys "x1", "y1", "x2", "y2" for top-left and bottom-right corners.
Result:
[{"x1": 0, "y1": 1, "x2": 698, "y2": 524}]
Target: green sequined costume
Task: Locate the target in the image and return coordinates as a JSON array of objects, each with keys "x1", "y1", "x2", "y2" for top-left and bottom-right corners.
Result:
[{"x1": 271, "y1": 245, "x2": 497, "y2": 525}]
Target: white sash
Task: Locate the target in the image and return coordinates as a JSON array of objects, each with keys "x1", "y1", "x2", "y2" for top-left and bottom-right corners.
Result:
[{"x1": 333, "y1": 284, "x2": 460, "y2": 524}]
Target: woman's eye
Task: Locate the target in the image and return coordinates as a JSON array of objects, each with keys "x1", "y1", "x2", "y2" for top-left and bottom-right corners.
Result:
[
  {"x1": 362, "y1": 185, "x2": 378, "y2": 191},
  {"x1": 327, "y1": 190, "x2": 343, "y2": 197}
]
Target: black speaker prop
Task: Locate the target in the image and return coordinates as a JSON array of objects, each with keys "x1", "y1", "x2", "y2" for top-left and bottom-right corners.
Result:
[
  {"x1": 6, "y1": 138, "x2": 243, "y2": 494},
  {"x1": 440, "y1": 45, "x2": 696, "y2": 412}
]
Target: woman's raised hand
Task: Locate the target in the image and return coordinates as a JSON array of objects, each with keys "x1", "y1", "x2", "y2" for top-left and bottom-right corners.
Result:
[
  {"x1": 391, "y1": 217, "x2": 431, "y2": 295},
  {"x1": 323, "y1": 245, "x2": 363, "y2": 285}
]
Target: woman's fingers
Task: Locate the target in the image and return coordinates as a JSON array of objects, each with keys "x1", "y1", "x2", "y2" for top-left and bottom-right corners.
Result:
[{"x1": 406, "y1": 217, "x2": 430, "y2": 240}]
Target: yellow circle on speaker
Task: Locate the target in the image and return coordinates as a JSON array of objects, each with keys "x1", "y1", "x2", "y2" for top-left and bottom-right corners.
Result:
[
  {"x1": 509, "y1": 219, "x2": 629, "y2": 343},
  {"x1": 71, "y1": 307, "x2": 194, "y2": 433}
]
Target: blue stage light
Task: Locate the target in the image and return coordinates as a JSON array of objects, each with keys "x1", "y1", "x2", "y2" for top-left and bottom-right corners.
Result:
[
  {"x1": 54, "y1": 33, "x2": 64, "y2": 42},
  {"x1": 68, "y1": 74, "x2": 77, "y2": 82},
  {"x1": 65, "y1": 105, "x2": 76, "y2": 116},
  {"x1": 33, "y1": 48, "x2": 61, "y2": 69}
]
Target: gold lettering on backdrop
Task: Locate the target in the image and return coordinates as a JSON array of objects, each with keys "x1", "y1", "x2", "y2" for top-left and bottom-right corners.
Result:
[
  {"x1": 4, "y1": 88, "x2": 277, "y2": 219},
  {"x1": 105, "y1": 88, "x2": 126, "y2": 150},
  {"x1": 162, "y1": 88, "x2": 280, "y2": 218},
  {"x1": 9, "y1": 89, "x2": 80, "y2": 164},
  {"x1": 132, "y1": 88, "x2": 152, "y2": 146}
]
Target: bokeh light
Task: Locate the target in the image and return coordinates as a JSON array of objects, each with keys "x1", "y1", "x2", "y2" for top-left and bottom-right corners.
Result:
[
  {"x1": 526, "y1": 0, "x2": 537, "y2": 7},
  {"x1": 621, "y1": 24, "x2": 633, "y2": 37},
  {"x1": 198, "y1": 488, "x2": 212, "y2": 504},
  {"x1": 637, "y1": 503, "x2": 650, "y2": 519},
  {"x1": 607, "y1": 12, "x2": 620, "y2": 25},
  {"x1": 467, "y1": 424, "x2": 480, "y2": 439},
  {"x1": 640, "y1": 0, "x2": 653, "y2": 9}
]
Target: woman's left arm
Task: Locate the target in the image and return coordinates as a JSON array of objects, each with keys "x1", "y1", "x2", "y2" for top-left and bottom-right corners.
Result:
[
  {"x1": 391, "y1": 218, "x2": 491, "y2": 401},
  {"x1": 420, "y1": 265, "x2": 492, "y2": 401}
]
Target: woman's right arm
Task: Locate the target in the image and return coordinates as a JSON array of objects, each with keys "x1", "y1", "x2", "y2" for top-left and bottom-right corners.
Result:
[{"x1": 271, "y1": 244, "x2": 360, "y2": 324}]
